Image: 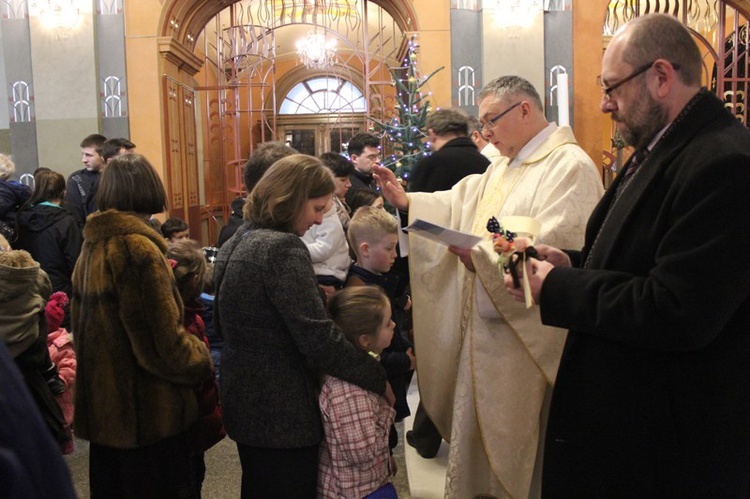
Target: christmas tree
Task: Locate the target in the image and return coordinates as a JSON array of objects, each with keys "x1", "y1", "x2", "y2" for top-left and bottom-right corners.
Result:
[{"x1": 371, "y1": 35, "x2": 443, "y2": 182}]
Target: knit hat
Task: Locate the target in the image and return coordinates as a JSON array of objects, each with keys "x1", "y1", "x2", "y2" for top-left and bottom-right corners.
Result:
[{"x1": 45, "y1": 291, "x2": 69, "y2": 333}]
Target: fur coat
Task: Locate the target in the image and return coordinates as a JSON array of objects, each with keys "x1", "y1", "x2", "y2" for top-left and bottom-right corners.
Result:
[{"x1": 72, "y1": 210, "x2": 212, "y2": 448}]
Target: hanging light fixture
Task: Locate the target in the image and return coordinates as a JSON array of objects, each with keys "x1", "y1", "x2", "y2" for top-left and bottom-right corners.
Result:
[
  {"x1": 30, "y1": 0, "x2": 82, "y2": 30},
  {"x1": 296, "y1": 29, "x2": 337, "y2": 70},
  {"x1": 493, "y1": 0, "x2": 540, "y2": 35}
]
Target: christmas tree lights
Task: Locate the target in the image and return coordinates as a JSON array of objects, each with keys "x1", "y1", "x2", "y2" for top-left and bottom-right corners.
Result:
[{"x1": 371, "y1": 35, "x2": 443, "y2": 182}]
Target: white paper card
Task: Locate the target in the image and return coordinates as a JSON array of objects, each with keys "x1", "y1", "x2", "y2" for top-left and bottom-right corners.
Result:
[{"x1": 404, "y1": 219, "x2": 483, "y2": 249}]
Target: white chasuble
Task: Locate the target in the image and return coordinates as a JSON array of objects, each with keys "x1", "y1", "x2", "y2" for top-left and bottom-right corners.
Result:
[{"x1": 407, "y1": 126, "x2": 604, "y2": 498}]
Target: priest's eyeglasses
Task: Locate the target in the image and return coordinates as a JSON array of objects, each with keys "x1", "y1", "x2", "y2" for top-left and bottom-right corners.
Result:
[{"x1": 480, "y1": 102, "x2": 522, "y2": 131}]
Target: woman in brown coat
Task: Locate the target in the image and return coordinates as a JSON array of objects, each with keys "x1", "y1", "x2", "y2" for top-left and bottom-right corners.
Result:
[{"x1": 72, "y1": 154, "x2": 212, "y2": 498}]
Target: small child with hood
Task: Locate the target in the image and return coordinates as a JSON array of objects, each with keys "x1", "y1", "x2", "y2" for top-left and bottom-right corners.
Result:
[
  {"x1": 0, "y1": 235, "x2": 68, "y2": 448},
  {"x1": 167, "y1": 239, "x2": 225, "y2": 493}
]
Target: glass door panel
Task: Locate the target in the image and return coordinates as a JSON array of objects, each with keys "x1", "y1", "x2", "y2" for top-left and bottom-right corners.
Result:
[{"x1": 285, "y1": 129, "x2": 316, "y2": 155}]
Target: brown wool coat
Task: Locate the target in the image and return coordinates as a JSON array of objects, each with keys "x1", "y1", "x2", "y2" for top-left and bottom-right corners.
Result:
[{"x1": 72, "y1": 210, "x2": 212, "y2": 448}]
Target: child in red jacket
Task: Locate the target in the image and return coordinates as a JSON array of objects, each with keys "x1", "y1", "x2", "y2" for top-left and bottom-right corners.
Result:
[{"x1": 167, "y1": 239, "x2": 225, "y2": 493}]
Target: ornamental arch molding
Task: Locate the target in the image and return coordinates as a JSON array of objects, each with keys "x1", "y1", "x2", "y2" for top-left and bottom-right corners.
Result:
[{"x1": 158, "y1": 0, "x2": 419, "y2": 48}]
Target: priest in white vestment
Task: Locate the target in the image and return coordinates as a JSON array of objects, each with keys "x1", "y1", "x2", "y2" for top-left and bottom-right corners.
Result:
[{"x1": 374, "y1": 76, "x2": 604, "y2": 498}]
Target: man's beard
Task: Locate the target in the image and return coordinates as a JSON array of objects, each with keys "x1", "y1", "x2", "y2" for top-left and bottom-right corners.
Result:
[{"x1": 615, "y1": 90, "x2": 668, "y2": 150}]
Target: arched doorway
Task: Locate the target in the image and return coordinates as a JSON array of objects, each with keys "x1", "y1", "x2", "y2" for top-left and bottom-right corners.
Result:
[
  {"x1": 157, "y1": 0, "x2": 420, "y2": 245},
  {"x1": 600, "y1": 0, "x2": 750, "y2": 184}
]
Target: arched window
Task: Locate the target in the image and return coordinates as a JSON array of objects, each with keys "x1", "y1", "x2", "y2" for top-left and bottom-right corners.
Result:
[{"x1": 280, "y1": 77, "x2": 366, "y2": 115}]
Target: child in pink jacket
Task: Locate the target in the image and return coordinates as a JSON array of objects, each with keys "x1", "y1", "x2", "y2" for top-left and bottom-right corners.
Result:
[{"x1": 45, "y1": 291, "x2": 76, "y2": 454}]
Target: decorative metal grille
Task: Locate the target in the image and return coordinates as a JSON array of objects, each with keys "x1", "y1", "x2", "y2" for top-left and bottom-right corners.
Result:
[
  {"x1": 457, "y1": 65, "x2": 476, "y2": 106},
  {"x1": 19, "y1": 172, "x2": 34, "y2": 188},
  {"x1": 715, "y1": 5, "x2": 749, "y2": 125},
  {"x1": 11, "y1": 80, "x2": 32, "y2": 123},
  {"x1": 98, "y1": 0, "x2": 122, "y2": 15},
  {"x1": 544, "y1": 0, "x2": 569, "y2": 11},
  {"x1": 604, "y1": 0, "x2": 720, "y2": 37},
  {"x1": 603, "y1": 0, "x2": 750, "y2": 127},
  {"x1": 451, "y1": 0, "x2": 479, "y2": 10},
  {"x1": 102, "y1": 76, "x2": 124, "y2": 117},
  {"x1": 1, "y1": 0, "x2": 26, "y2": 19},
  {"x1": 195, "y1": 0, "x2": 412, "y2": 236}
]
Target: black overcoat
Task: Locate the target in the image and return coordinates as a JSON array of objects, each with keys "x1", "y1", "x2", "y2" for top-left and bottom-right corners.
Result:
[{"x1": 540, "y1": 90, "x2": 750, "y2": 496}]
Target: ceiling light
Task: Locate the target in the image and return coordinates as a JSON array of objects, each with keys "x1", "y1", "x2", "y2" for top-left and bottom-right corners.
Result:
[{"x1": 296, "y1": 29, "x2": 337, "y2": 70}]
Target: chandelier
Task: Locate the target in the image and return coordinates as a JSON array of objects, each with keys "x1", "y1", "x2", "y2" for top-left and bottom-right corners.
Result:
[
  {"x1": 31, "y1": 0, "x2": 81, "y2": 30},
  {"x1": 296, "y1": 30, "x2": 337, "y2": 70},
  {"x1": 493, "y1": 0, "x2": 540, "y2": 33}
]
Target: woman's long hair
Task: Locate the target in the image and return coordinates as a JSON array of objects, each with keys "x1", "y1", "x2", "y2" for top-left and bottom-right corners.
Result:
[
  {"x1": 13, "y1": 170, "x2": 66, "y2": 241},
  {"x1": 27, "y1": 170, "x2": 66, "y2": 206}
]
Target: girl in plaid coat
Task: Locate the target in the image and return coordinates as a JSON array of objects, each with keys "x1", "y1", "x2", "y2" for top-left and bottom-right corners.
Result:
[{"x1": 319, "y1": 286, "x2": 397, "y2": 499}]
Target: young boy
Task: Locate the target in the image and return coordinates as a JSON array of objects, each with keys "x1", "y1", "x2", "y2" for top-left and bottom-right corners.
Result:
[
  {"x1": 346, "y1": 206, "x2": 415, "y2": 426},
  {"x1": 161, "y1": 216, "x2": 190, "y2": 244}
]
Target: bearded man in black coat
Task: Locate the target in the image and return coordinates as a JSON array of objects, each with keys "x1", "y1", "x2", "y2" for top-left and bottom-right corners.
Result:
[{"x1": 506, "y1": 14, "x2": 750, "y2": 496}]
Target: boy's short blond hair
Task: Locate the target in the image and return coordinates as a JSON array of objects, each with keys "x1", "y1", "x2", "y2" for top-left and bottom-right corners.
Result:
[{"x1": 347, "y1": 205, "x2": 398, "y2": 259}]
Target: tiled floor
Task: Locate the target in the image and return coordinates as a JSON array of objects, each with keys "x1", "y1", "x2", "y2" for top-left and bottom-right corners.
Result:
[
  {"x1": 402, "y1": 374, "x2": 448, "y2": 499},
  {"x1": 65, "y1": 375, "x2": 448, "y2": 498}
]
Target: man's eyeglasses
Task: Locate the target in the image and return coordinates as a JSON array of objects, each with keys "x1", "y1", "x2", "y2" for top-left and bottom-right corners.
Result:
[
  {"x1": 479, "y1": 102, "x2": 522, "y2": 131},
  {"x1": 597, "y1": 61, "x2": 681, "y2": 100}
]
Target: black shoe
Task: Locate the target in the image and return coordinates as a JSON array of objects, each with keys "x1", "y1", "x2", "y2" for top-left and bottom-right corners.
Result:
[
  {"x1": 405, "y1": 430, "x2": 441, "y2": 459},
  {"x1": 406, "y1": 430, "x2": 417, "y2": 449}
]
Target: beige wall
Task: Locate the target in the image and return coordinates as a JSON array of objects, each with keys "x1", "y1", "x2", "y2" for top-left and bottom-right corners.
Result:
[
  {"x1": 482, "y1": 8, "x2": 546, "y2": 99},
  {"x1": 30, "y1": 12, "x2": 99, "y2": 176},
  {"x1": 411, "y1": 0, "x2": 451, "y2": 108},
  {"x1": 124, "y1": 1, "x2": 168, "y2": 180}
]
